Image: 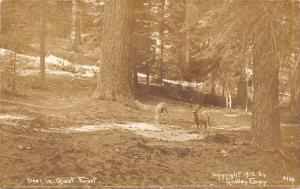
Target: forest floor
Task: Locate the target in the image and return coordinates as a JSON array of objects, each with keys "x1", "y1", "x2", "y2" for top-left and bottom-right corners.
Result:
[{"x1": 1, "y1": 73, "x2": 300, "y2": 188}]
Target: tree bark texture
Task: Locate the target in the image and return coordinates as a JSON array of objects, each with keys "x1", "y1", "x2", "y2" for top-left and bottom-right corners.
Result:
[
  {"x1": 250, "y1": 17, "x2": 281, "y2": 150},
  {"x1": 94, "y1": 0, "x2": 134, "y2": 101}
]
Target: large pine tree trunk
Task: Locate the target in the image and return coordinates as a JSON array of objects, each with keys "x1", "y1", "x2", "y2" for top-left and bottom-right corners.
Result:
[
  {"x1": 288, "y1": 4, "x2": 300, "y2": 116},
  {"x1": 251, "y1": 62, "x2": 280, "y2": 150},
  {"x1": 94, "y1": 0, "x2": 134, "y2": 101},
  {"x1": 250, "y1": 18, "x2": 281, "y2": 150}
]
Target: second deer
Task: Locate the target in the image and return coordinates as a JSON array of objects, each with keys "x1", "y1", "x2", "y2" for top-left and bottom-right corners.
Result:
[{"x1": 192, "y1": 107, "x2": 211, "y2": 133}]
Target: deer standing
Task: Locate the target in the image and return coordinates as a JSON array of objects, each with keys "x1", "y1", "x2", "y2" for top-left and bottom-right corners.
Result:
[{"x1": 192, "y1": 107, "x2": 211, "y2": 133}]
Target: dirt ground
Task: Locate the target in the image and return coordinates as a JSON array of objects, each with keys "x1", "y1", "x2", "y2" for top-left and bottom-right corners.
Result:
[{"x1": 1, "y1": 74, "x2": 300, "y2": 188}]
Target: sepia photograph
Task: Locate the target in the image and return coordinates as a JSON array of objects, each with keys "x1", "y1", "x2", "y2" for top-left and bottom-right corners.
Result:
[{"x1": 0, "y1": 0, "x2": 300, "y2": 188}]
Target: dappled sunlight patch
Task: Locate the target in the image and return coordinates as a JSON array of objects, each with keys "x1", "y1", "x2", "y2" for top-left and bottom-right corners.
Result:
[
  {"x1": 224, "y1": 113, "x2": 238, "y2": 117},
  {"x1": 65, "y1": 122, "x2": 161, "y2": 133},
  {"x1": 67, "y1": 124, "x2": 112, "y2": 132},
  {"x1": 20, "y1": 70, "x2": 75, "y2": 77},
  {"x1": 39, "y1": 122, "x2": 203, "y2": 141},
  {"x1": 134, "y1": 129, "x2": 202, "y2": 141},
  {"x1": 20, "y1": 69, "x2": 95, "y2": 78},
  {"x1": 172, "y1": 108, "x2": 189, "y2": 112},
  {"x1": 281, "y1": 123, "x2": 300, "y2": 127},
  {"x1": 0, "y1": 113, "x2": 31, "y2": 120},
  {"x1": 240, "y1": 111, "x2": 252, "y2": 116},
  {"x1": 0, "y1": 48, "x2": 39, "y2": 65},
  {"x1": 216, "y1": 124, "x2": 250, "y2": 130},
  {"x1": 0, "y1": 48, "x2": 98, "y2": 78}
]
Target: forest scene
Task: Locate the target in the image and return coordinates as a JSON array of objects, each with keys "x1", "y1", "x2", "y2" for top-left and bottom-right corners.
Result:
[{"x1": 0, "y1": 0, "x2": 300, "y2": 188}]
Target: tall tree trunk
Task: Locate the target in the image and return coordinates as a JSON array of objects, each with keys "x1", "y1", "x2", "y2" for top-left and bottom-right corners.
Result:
[
  {"x1": 132, "y1": 62, "x2": 139, "y2": 90},
  {"x1": 146, "y1": 61, "x2": 150, "y2": 88},
  {"x1": 130, "y1": 38, "x2": 138, "y2": 92},
  {"x1": 294, "y1": 62, "x2": 300, "y2": 115},
  {"x1": 296, "y1": 66, "x2": 300, "y2": 115},
  {"x1": 71, "y1": 0, "x2": 76, "y2": 49},
  {"x1": 222, "y1": 79, "x2": 225, "y2": 96},
  {"x1": 245, "y1": 76, "x2": 249, "y2": 112},
  {"x1": 11, "y1": 3, "x2": 18, "y2": 94},
  {"x1": 71, "y1": 0, "x2": 81, "y2": 52},
  {"x1": 0, "y1": 0, "x2": 2, "y2": 48},
  {"x1": 94, "y1": 0, "x2": 134, "y2": 101},
  {"x1": 291, "y1": 4, "x2": 300, "y2": 115},
  {"x1": 225, "y1": 81, "x2": 232, "y2": 113},
  {"x1": 75, "y1": 9, "x2": 81, "y2": 45},
  {"x1": 288, "y1": 4, "x2": 300, "y2": 116},
  {"x1": 158, "y1": 0, "x2": 165, "y2": 84},
  {"x1": 131, "y1": 45, "x2": 139, "y2": 93},
  {"x1": 130, "y1": 0, "x2": 142, "y2": 93},
  {"x1": 12, "y1": 35, "x2": 17, "y2": 94},
  {"x1": 237, "y1": 76, "x2": 247, "y2": 107},
  {"x1": 250, "y1": 19, "x2": 281, "y2": 150},
  {"x1": 289, "y1": 61, "x2": 297, "y2": 116},
  {"x1": 210, "y1": 71, "x2": 216, "y2": 95},
  {"x1": 1, "y1": 0, "x2": 17, "y2": 94},
  {"x1": 185, "y1": 0, "x2": 190, "y2": 69},
  {"x1": 40, "y1": 2, "x2": 46, "y2": 85}
]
